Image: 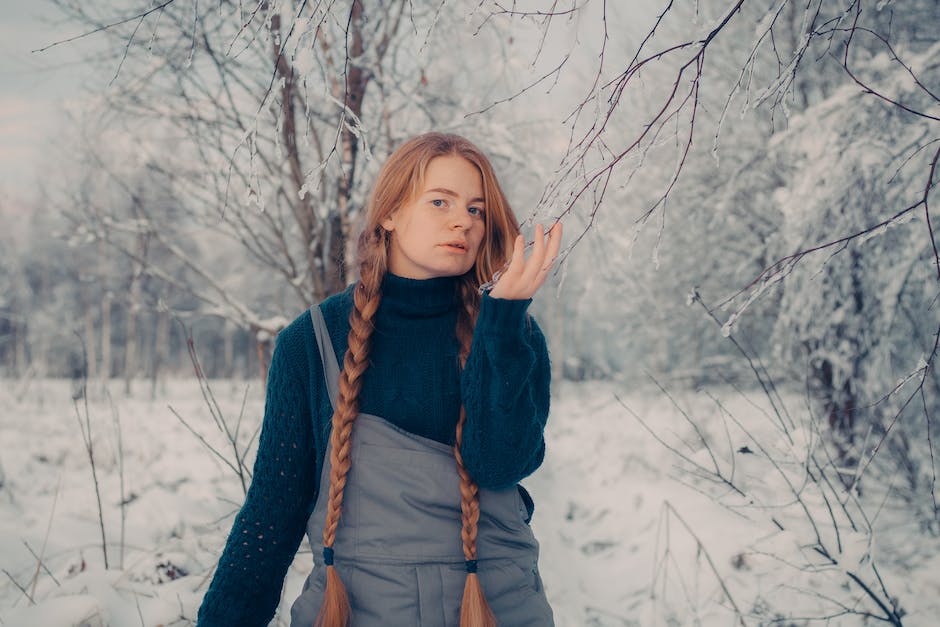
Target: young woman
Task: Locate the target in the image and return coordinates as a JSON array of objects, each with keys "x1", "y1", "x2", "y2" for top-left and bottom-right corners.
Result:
[{"x1": 196, "y1": 132, "x2": 562, "y2": 626}]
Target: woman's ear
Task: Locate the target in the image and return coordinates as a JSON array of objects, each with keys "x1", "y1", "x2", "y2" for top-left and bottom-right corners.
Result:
[{"x1": 381, "y1": 212, "x2": 397, "y2": 232}]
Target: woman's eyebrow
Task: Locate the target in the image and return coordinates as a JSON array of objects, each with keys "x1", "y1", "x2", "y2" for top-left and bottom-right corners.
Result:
[{"x1": 425, "y1": 187, "x2": 485, "y2": 204}]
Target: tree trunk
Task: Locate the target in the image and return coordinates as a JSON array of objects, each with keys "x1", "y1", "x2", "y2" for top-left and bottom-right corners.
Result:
[
  {"x1": 101, "y1": 292, "x2": 112, "y2": 385},
  {"x1": 84, "y1": 301, "x2": 98, "y2": 381},
  {"x1": 224, "y1": 319, "x2": 235, "y2": 379},
  {"x1": 124, "y1": 266, "x2": 143, "y2": 396},
  {"x1": 14, "y1": 318, "x2": 27, "y2": 378},
  {"x1": 256, "y1": 331, "x2": 272, "y2": 387},
  {"x1": 150, "y1": 306, "x2": 169, "y2": 400}
]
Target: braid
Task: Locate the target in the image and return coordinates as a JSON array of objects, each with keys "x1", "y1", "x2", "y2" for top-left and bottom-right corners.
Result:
[
  {"x1": 454, "y1": 278, "x2": 496, "y2": 627},
  {"x1": 316, "y1": 234, "x2": 385, "y2": 627}
]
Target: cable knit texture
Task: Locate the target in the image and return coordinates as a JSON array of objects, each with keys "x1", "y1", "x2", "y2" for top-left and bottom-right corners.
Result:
[{"x1": 196, "y1": 273, "x2": 551, "y2": 627}]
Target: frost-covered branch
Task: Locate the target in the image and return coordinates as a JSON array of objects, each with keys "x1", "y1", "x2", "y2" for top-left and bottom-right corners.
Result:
[
  {"x1": 48, "y1": 0, "x2": 470, "y2": 356},
  {"x1": 170, "y1": 318, "x2": 259, "y2": 495},
  {"x1": 630, "y1": 375, "x2": 907, "y2": 624},
  {"x1": 537, "y1": 0, "x2": 744, "y2": 231},
  {"x1": 33, "y1": 0, "x2": 178, "y2": 53},
  {"x1": 835, "y1": 8, "x2": 940, "y2": 123}
]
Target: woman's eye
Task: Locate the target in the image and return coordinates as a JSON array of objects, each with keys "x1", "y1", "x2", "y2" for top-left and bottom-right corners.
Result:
[
  {"x1": 431, "y1": 199, "x2": 447, "y2": 208},
  {"x1": 469, "y1": 206, "x2": 484, "y2": 217}
]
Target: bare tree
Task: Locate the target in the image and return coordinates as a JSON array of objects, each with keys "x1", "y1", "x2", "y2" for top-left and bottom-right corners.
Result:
[
  {"x1": 475, "y1": 0, "x2": 938, "y2": 621},
  {"x1": 479, "y1": 0, "x2": 937, "y2": 439},
  {"x1": 47, "y1": 0, "x2": 532, "y2": 379}
]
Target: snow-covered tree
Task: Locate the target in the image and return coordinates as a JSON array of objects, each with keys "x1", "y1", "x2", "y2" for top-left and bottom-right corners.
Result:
[
  {"x1": 48, "y1": 0, "x2": 538, "y2": 347},
  {"x1": 761, "y1": 40, "x2": 939, "y2": 500}
]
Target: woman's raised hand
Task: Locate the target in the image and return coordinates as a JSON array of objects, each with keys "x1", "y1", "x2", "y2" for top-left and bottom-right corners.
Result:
[{"x1": 489, "y1": 222, "x2": 563, "y2": 300}]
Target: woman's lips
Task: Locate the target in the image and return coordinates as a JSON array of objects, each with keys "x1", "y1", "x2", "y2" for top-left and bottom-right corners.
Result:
[{"x1": 440, "y1": 242, "x2": 467, "y2": 253}]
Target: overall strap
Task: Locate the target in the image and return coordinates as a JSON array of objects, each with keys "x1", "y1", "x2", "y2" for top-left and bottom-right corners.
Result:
[{"x1": 309, "y1": 304, "x2": 341, "y2": 413}]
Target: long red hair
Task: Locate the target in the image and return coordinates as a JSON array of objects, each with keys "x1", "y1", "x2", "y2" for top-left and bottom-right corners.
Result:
[{"x1": 315, "y1": 132, "x2": 520, "y2": 627}]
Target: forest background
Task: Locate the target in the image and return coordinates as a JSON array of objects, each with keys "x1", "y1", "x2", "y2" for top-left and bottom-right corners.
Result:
[{"x1": 1, "y1": 0, "x2": 938, "y2": 625}]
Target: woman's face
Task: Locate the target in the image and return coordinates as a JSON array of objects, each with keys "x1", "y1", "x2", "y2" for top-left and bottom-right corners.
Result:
[{"x1": 382, "y1": 155, "x2": 486, "y2": 280}]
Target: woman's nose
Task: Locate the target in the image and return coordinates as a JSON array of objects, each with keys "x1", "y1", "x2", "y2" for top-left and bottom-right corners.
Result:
[{"x1": 450, "y1": 206, "x2": 472, "y2": 229}]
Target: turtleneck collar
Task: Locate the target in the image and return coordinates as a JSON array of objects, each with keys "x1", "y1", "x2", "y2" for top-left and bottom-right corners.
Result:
[{"x1": 379, "y1": 272, "x2": 461, "y2": 317}]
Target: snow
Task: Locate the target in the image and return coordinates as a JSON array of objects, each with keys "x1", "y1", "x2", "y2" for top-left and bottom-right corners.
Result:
[
  {"x1": 3, "y1": 378, "x2": 940, "y2": 626},
  {"x1": 4, "y1": 594, "x2": 108, "y2": 627}
]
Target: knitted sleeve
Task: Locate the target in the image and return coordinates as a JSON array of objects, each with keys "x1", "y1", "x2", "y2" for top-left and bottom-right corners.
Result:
[
  {"x1": 197, "y1": 321, "x2": 317, "y2": 627},
  {"x1": 460, "y1": 292, "x2": 551, "y2": 490}
]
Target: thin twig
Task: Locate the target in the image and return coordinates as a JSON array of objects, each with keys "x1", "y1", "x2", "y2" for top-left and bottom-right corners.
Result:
[
  {"x1": 3, "y1": 569, "x2": 34, "y2": 605},
  {"x1": 107, "y1": 389, "x2": 127, "y2": 569},
  {"x1": 23, "y1": 541, "x2": 61, "y2": 588},
  {"x1": 663, "y1": 501, "x2": 748, "y2": 626},
  {"x1": 72, "y1": 332, "x2": 108, "y2": 570},
  {"x1": 33, "y1": 0, "x2": 178, "y2": 52},
  {"x1": 168, "y1": 405, "x2": 243, "y2": 479},
  {"x1": 30, "y1": 475, "x2": 62, "y2": 597}
]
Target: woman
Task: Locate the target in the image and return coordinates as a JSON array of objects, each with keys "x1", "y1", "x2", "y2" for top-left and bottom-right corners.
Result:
[{"x1": 197, "y1": 132, "x2": 562, "y2": 626}]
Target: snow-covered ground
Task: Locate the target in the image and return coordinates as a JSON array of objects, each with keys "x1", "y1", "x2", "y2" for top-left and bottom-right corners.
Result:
[{"x1": 2, "y1": 378, "x2": 939, "y2": 626}]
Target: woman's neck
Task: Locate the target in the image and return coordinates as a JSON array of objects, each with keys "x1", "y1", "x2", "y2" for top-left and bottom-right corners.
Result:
[{"x1": 378, "y1": 272, "x2": 460, "y2": 318}]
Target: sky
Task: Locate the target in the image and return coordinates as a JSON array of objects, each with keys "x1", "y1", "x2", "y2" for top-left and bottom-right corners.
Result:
[{"x1": 0, "y1": 2, "x2": 103, "y2": 203}]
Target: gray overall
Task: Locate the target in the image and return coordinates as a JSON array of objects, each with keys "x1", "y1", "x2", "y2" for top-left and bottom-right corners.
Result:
[{"x1": 289, "y1": 305, "x2": 554, "y2": 626}]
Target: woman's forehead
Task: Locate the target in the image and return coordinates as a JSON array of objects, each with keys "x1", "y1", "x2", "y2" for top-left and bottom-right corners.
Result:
[{"x1": 418, "y1": 155, "x2": 483, "y2": 196}]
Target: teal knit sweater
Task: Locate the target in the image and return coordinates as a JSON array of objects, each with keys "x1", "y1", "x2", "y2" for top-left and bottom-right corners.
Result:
[{"x1": 196, "y1": 273, "x2": 551, "y2": 626}]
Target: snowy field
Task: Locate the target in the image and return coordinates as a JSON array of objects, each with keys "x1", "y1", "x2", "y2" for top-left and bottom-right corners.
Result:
[{"x1": 2, "y1": 377, "x2": 939, "y2": 626}]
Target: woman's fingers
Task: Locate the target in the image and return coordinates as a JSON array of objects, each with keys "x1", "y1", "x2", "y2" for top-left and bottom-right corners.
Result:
[
  {"x1": 489, "y1": 223, "x2": 563, "y2": 300},
  {"x1": 489, "y1": 235, "x2": 524, "y2": 299},
  {"x1": 529, "y1": 223, "x2": 561, "y2": 292},
  {"x1": 506, "y1": 234, "x2": 525, "y2": 278},
  {"x1": 542, "y1": 222, "x2": 562, "y2": 271},
  {"x1": 520, "y1": 224, "x2": 546, "y2": 287}
]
